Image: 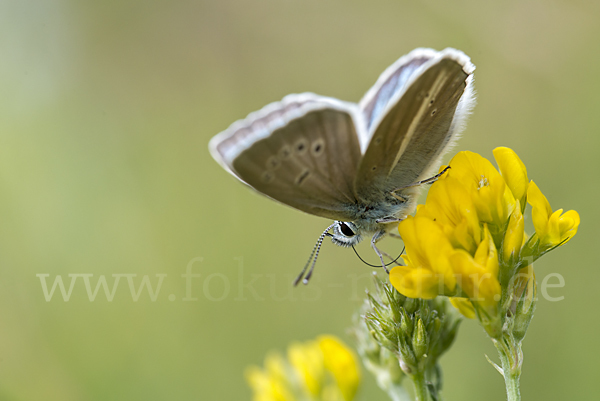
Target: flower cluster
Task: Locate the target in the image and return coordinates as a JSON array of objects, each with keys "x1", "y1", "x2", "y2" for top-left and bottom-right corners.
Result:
[
  {"x1": 246, "y1": 335, "x2": 360, "y2": 401},
  {"x1": 357, "y1": 274, "x2": 460, "y2": 401},
  {"x1": 389, "y1": 147, "x2": 579, "y2": 337}
]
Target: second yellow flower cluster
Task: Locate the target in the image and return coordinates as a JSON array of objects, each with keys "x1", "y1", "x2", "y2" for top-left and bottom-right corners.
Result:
[{"x1": 246, "y1": 335, "x2": 360, "y2": 401}]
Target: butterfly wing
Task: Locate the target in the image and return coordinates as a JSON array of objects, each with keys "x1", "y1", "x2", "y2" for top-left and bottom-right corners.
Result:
[
  {"x1": 209, "y1": 93, "x2": 364, "y2": 221},
  {"x1": 354, "y1": 48, "x2": 476, "y2": 203},
  {"x1": 360, "y1": 48, "x2": 440, "y2": 135}
]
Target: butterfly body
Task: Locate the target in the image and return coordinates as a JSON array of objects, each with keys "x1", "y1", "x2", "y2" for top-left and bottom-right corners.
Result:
[{"x1": 209, "y1": 48, "x2": 475, "y2": 280}]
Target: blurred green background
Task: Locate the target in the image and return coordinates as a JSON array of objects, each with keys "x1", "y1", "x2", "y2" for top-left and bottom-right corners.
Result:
[{"x1": 1, "y1": 0, "x2": 598, "y2": 400}]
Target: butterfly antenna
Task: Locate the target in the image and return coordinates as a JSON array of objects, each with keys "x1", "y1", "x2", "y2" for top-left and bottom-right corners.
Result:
[
  {"x1": 351, "y1": 245, "x2": 405, "y2": 268},
  {"x1": 293, "y1": 223, "x2": 335, "y2": 286}
]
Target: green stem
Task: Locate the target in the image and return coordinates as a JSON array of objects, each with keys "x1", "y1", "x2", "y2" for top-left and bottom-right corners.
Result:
[
  {"x1": 411, "y1": 371, "x2": 431, "y2": 401},
  {"x1": 494, "y1": 336, "x2": 522, "y2": 401}
]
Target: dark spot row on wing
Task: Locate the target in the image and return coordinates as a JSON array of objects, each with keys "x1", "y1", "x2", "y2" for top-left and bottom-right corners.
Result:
[
  {"x1": 260, "y1": 137, "x2": 327, "y2": 184},
  {"x1": 312, "y1": 139, "x2": 324, "y2": 155}
]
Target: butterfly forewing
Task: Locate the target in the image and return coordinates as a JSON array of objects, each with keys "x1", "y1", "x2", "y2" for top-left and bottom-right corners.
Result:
[
  {"x1": 210, "y1": 94, "x2": 363, "y2": 221},
  {"x1": 354, "y1": 50, "x2": 475, "y2": 203}
]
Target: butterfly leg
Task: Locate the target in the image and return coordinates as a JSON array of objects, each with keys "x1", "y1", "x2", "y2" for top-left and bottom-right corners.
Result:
[
  {"x1": 378, "y1": 248, "x2": 403, "y2": 267},
  {"x1": 376, "y1": 229, "x2": 406, "y2": 266},
  {"x1": 371, "y1": 230, "x2": 390, "y2": 273},
  {"x1": 392, "y1": 166, "x2": 451, "y2": 194}
]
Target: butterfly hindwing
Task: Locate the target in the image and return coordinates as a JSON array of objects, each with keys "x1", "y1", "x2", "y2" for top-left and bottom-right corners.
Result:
[{"x1": 209, "y1": 94, "x2": 364, "y2": 221}]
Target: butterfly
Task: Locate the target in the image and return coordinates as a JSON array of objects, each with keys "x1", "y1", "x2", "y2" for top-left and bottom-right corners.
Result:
[{"x1": 209, "y1": 48, "x2": 475, "y2": 285}]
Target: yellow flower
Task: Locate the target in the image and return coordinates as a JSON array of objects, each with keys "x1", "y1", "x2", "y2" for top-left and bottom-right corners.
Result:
[
  {"x1": 527, "y1": 181, "x2": 580, "y2": 250},
  {"x1": 318, "y1": 336, "x2": 360, "y2": 401},
  {"x1": 502, "y1": 199, "x2": 525, "y2": 261},
  {"x1": 288, "y1": 340, "x2": 324, "y2": 396},
  {"x1": 246, "y1": 336, "x2": 360, "y2": 401},
  {"x1": 392, "y1": 147, "x2": 579, "y2": 339},
  {"x1": 416, "y1": 176, "x2": 481, "y2": 254},
  {"x1": 246, "y1": 353, "x2": 296, "y2": 401},
  {"x1": 493, "y1": 147, "x2": 529, "y2": 212},
  {"x1": 391, "y1": 216, "x2": 456, "y2": 298},
  {"x1": 449, "y1": 225, "x2": 501, "y2": 316},
  {"x1": 446, "y1": 151, "x2": 516, "y2": 235},
  {"x1": 450, "y1": 298, "x2": 476, "y2": 319}
]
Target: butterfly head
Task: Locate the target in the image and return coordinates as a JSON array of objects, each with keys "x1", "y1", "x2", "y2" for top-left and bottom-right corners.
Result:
[{"x1": 330, "y1": 221, "x2": 363, "y2": 247}]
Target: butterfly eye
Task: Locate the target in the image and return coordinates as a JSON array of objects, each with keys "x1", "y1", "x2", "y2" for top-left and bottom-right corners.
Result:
[{"x1": 339, "y1": 222, "x2": 355, "y2": 237}]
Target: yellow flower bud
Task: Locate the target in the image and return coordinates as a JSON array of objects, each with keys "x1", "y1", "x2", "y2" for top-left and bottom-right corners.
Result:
[{"x1": 503, "y1": 199, "x2": 525, "y2": 261}]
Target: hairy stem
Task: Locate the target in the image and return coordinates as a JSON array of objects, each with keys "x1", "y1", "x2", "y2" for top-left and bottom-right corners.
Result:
[
  {"x1": 494, "y1": 336, "x2": 522, "y2": 401},
  {"x1": 411, "y1": 371, "x2": 431, "y2": 401}
]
